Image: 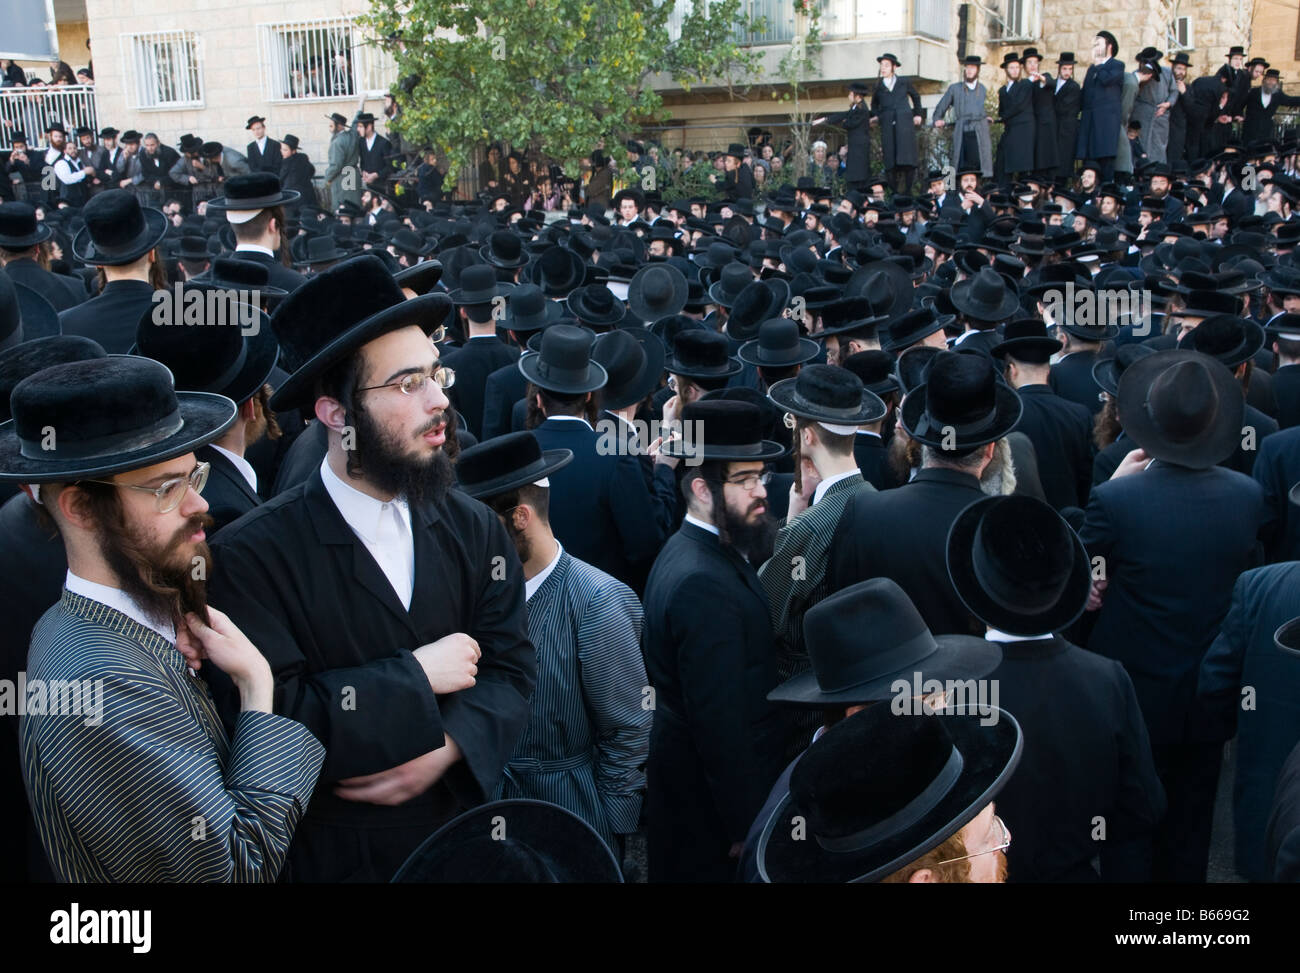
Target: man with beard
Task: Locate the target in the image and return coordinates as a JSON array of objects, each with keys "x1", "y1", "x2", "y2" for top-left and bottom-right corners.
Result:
[
  {"x1": 642, "y1": 399, "x2": 786, "y2": 882},
  {"x1": 0, "y1": 355, "x2": 326, "y2": 881},
  {"x1": 1244, "y1": 69, "x2": 1300, "y2": 145},
  {"x1": 207, "y1": 255, "x2": 535, "y2": 882}
]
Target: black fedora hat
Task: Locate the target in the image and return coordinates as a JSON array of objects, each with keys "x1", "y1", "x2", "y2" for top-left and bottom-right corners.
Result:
[
  {"x1": 394, "y1": 259, "x2": 444, "y2": 295},
  {"x1": 845, "y1": 260, "x2": 912, "y2": 322},
  {"x1": 593, "y1": 328, "x2": 664, "y2": 411},
  {"x1": 134, "y1": 286, "x2": 278, "y2": 405},
  {"x1": 292, "y1": 234, "x2": 351, "y2": 269},
  {"x1": 768, "y1": 577, "x2": 1000, "y2": 707},
  {"x1": 0, "y1": 202, "x2": 53, "y2": 249},
  {"x1": 0, "y1": 356, "x2": 237, "y2": 483},
  {"x1": 951, "y1": 266, "x2": 1020, "y2": 322},
  {"x1": 767, "y1": 363, "x2": 886, "y2": 426},
  {"x1": 708, "y1": 262, "x2": 755, "y2": 309},
  {"x1": 1183, "y1": 314, "x2": 1266, "y2": 368},
  {"x1": 518, "y1": 324, "x2": 608, "y2": 395},
  {"x1": 755, "y1": 702, "x2": 1022, "y2": 883},
  {"x1": 175, "y1": 233, "x2": 211, "y2": 262},
  {"x1": 529, "y1": 244, "x2": 587, "y2": 297},
  {"x1": 881, "y1": 307, "x2": 949, "y2": 353},
  {"x1": 1177, "y1": 288, "x2": 1241, "y2": 319},
  {"x1": 1092, "y1": 342, "x2": 1156, "y2": 397},
  {"x1": 447, "y1": 263, "x2": 515, "y2": 305},
  {"x1": 566, "y1": 283, "x2": 625, "y2": 327},
  {"x1": 900, "y1": 350, "x2": 1023, "y2": 450},
  {"x1": 841, "y1": 349, "x2": 900, "y2": 398},
  {"x1": 660, "y1": 398, "x2": 785, "y2": 461},
  {"x1": 627, "y1": 263, "x2": 687, "y2": 323},
  {"x1": 392, "y1": 799, "x2": 622, "y2": 883},
  {"x1": 268, "y1": 254, "x2": 452, "y2": 411},
  {"x1": 480, "y1": 230, "x2": 529, "y2": 269},
  {"x1": 206, "y1": 172, "x2": 300, "y2": 221},
  {"x1": 455, "y1": 431, "x2": 573, "y2": 500},
  {"x1": 191, "y1": 255, "x2": 289, "y2": 301},
  {"x1": 390, "y1": 229, "x2": 436, "y2": 259},
  {"x1": 817, "y1": 295, "x2": 890, "y2": 340},
  {"x1": 991, "y1": 318, "x2": 1062, "y2": 362},
  {"x1": 503, "y1": 283, "x2": 566, "y2": 332},
  {"x1": 727, "y1": 278, "x2": 791, "y2": 342},
  {"x1": 664, "y1": 329, "x2": 742, "y2": 379},
  {"x1": 1259, "y1": 264, "x2": 1300, "y2": 296},
  {"x1": 947, "y1": 495, "x2": 1091, "y2": 636},
  {"x1": 71, "y1": 190, "x2": 168, "y2": 267},
  {"x1": 0, "y1": 335, "x2": 106, "y2": 423},
  {"x1": 1117, "y1": 349, "x2": 1243, "y2": 469},
  {"x1": 738, "y1": 318, "x2": 820, "y2": 369}
]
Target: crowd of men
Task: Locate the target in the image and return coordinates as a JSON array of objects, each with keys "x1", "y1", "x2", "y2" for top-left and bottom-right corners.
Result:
[{"x1": 2, "y1": 31, "x2": 1300, "y2": 886}]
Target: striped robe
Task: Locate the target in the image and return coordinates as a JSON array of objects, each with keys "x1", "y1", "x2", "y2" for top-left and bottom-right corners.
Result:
[
  {"x1": 21, "y1": 590, "x2": 325, "y2": 882},
  {"x1": 495, "y1": 550, "x2": 650, "y2": 848}
]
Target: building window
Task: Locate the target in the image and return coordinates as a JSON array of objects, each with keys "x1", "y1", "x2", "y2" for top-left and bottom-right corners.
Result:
[
  {"x1": 989, "y1": 0, "x2": 1035, "y2": 42},
  {"x1": 119, "y1": 30, "x2": 204, "y2": 109},
  {"x1": 258, "y1": 18, "x2": 395, "y2": 103}
]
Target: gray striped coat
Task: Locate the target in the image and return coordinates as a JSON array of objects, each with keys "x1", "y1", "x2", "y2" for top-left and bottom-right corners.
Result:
[
  {"x1": 21, "y1": 591, "x2": 325, "y2": 882},
  {"x1": 494, "y1": 551, "x2": 650, "y2": 848}
]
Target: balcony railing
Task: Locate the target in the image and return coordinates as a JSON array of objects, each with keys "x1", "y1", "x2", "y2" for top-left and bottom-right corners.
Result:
[
  {"x1": 0, "y1": 85, "x2": 98, "y2": 150},
  {"x1": 667, "y1": 0, "x2": 948, "y2": 46}
]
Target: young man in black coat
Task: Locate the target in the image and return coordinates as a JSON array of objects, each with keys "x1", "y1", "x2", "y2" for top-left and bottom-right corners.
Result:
[
  {"x1": 1053, "y1": 53, "x2": 1083, "y2": 179},
  {"x1": 811, "y1": 81, "x2": 872, "y2": 192},
  {"x1": 996, "y1": 52, "x2": 1035, "y2": 181},
  {"x1": 1049, "y1": 317, "x2": 1115, "y2": 416},
  {"x1": 0, "y1": 202, "x2": 86, "y2": 311},
  {"x1": 244, "y1": 116, "x2": 282, "y2": 177},
  {"x1": 277, "y1": 135, "x2": 317, "y2": 210},
  {"x1": 210, "y1": 173, "x2": 309, "y2": 294}
]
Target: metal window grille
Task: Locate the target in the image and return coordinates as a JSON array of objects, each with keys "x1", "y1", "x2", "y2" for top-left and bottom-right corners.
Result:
[
  {"x1": 258, "y1": 18, "x2": 396, "y2": 103},
  {"x1": 0, "y1": 85, "x2": 98, "y2": 149},
  {"x1": 119, "y1": 30, "x2": 204, "y2": 109}
]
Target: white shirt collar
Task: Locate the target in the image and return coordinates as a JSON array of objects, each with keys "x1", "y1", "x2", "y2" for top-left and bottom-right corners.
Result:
[
  {"x1": 546, "y1": 414, "x2": 593, "y2": 430},
  {"x1": 235, "y1": 243, "x2": 275, "y2": 258},
  {"x1": 525, "y1": 541, "x2": 564, "y2": 601},
  {"x1": 856, "y1": 429, "x2": 882, "y2": 439},
  {"x1": 684, "y1": 512, "x2": 720, "y2": 536},
  {"x1": 66, "y1": 570, "x2": 176, "y2": 643},
  {"x1": 208, "y1": 443, "x2": 257, "y2": 493},
  {"x1": 985, "y1": 628, "x2": 1052, "y2": 643},
  {"x1": 884, "y1": 76, "x2": 896, "y2": 90},
  {"x1": 320, "y1": 457, "x2": 410, "y2": 545},
  {"x1": 813, "y1": 469, "x2": 859, "y2": 506},
  {"x1": 965, "y1": 80, "x2": 977, "y2": 90},
  {"x1": 1262, "y1": 92, "x2": 1273, "y2": 107},
  {"x1": 256, "y1": 136, "x2": 268, "y2": 150}
]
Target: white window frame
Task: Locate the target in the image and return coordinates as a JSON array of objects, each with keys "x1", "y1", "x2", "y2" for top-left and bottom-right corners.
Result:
[
  {"x1": 118, "y1": 30, "x2": 204, "y2": 110},
  {"x1": 991, "y1": 0, "x2": 1038, "y2": 43},
  {"x1": 257, "y1": 17, "x2": 395, "y2": 104},
  {"x1": 1170, "y1": 15, "x2": 1194, "y2": 51}
]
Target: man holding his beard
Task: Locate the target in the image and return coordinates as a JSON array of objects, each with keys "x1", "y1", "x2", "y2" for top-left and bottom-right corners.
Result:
[
  {"x1": 1, "y1": 355, "x2": 325, "y2": 881},
  {"x1": 642, "y1": 399, "x2": 786, "y2": 882},
  {"x1": 207, "y1": 254, "x2": 536, "y2": 882}
]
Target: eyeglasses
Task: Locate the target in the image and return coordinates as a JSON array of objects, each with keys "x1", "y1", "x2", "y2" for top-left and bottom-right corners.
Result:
[
  {"x1": 357, "y1": 365, "x2": 456, "y2": 396},
  {"x1": 428, "y1": 325, "x2": 447, "y2": 344},
  {"x1": 82, "y1": 461, "x2": 210, "y2": 514},
  {"x1": 666, "y1": 375, "x2": 679, "y2": 392},
  {"x1": 933, "y1": 814, "x2": 1011, "y2": 866},
  {"x1": 725, "y1": 470, "x2": 772, "y2": 491}
]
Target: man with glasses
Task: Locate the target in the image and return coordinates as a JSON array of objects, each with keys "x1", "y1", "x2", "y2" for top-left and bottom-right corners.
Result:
[
  {"x1": 207, "y1": 255, "x2": 536, "y2": 882},
  {"x1": 0, "y1": 355, "x2": 326, "y2": 881}
]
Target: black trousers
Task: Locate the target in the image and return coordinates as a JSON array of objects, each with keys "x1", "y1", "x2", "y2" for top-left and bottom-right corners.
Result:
[
  {"x1": 887, "y1": 166, "x2": 914, "y2": 194},
  {"x1": 959, "y1": 132, "x2": 981, "y2": 172},
  {"x1": 1151, "y1": 741, "x2": 1223, "y2": 883}
]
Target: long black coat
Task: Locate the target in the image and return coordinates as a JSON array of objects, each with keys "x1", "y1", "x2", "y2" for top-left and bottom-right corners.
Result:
[
  {"x1": 991, "y1": 636, "x2": 1165, "y2": 882},
  {"x1": 1013, "y1": 384, "x2": 1094, "y2": 510},
  {"x1": 1273, "y1": 364, "x2": 1300, "y2": 431},
  {"x1": 279, "y1": 152, "x2": 318, "y2": 207},
  {"x1": 359, "y1": 133, "x2": 392, "y2": 181},
  {"x1": 57, "y1": 279, "x2": 155, "y2": 353},
  {"x1": 195, "y1": 444, "x2": 262, "y2": 537},
  {"x1": 871, "y1": 77, "x2": 923, "y2": 169},
  {"x1": 481, "y1": 360, "x2": 529, "y2": 442},
  {"x1": 2, "y1": 255, "x2": 85, "y2": 311},
  {"x1": 997, "y1": 78, "x2": 1036, "y2": 175},
  {"x1": 246, "y1": 138, "x2": 283, "y2": 177},
  {"x1": 1251, "y1": 424, "x2": 1300, "y2": 563},
  {"x1": 1030, "y1": 75, "x2": 1059, "y2": 172},
  {"x1": 828, "y1": 467, "x2": 986, "y2": 636},
  {"x1": 1079, "y1": 461, "x2": 1264, "y2": 747},
  {"x1": 1049, "y1": 349, "x2": 1103, "y2": 415},
  {"x1": 1077, "y1": 58, "x2": 1125, "y2": 160},
  {"x1": 228, "y1": 248, "x2": 309, "y2": 294},
  {"x1": 207, "y1": 469, "x2": 536, "y2": 882},
  {"x1": 1181, "y1": 77, "x2": 1226, "y2": 164},
  {"x1": 824, "y1": 101, "x2": 872, "y2": 184},
  {"x1": 440, "y1": 335, "x2": 520, "y2": 440},
  {"x1": 643, "y1": 520, "x2": 783, "y2": 882},
  {"x1": 1243, "y1": 87, "x2": 1300, "y2": 145}
]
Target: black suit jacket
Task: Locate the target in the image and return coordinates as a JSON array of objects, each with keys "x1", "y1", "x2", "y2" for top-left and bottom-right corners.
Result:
[
  {"x1": 481, "y1": 360, "x2": 529, "y2": 441},
  {"x1": 440, "y1": 336, "x2": 519, "y2": 440},
  {"x1": 828, "y1": 466, "x2": 987, "y2": 636},
  {"x1": 642, "y1": 520, "x2": 783, "y2": 881},
  {"x1": 246, "y1": 138, "x2": 283, "y2": 177},
  {"x1": 1080, "y1": 461, "x2": 1265, "y2": 746},
  {"x1": 196, "y1": 445, "x2": 262, "y2": 536},
  {"x1": 57, "y1": 279, "x2": 155, "y2": 353},
  {"x1": 359, "y1": 133, "x2": 392, "y2": 180},
  {"x1": 990, "y1": 636, "x2": 1165, "y2": 883},
  {"x1": 1054, "y1": 78, "x2": 1082, "y2": 175},
  {"x1": 207, "y1": 469, "x2": 536, "y2": 881},
  {"x1": 853, "y1": 431, "x2": 890, "y2": 490},
  {"x1": 1243, "y1": 87, "x2": 1300, "y2": 145},
  {"x1": 1049, "y1": 350, "x2": 1103, "y2": 415},
  {"x1": 1252, "y1": 424, "x2": 1300, "y2": 563},
  {"x1": 1, "y1": 256, "x2": 86, "y2": 312},
  {"x1": 229, "y1": 248, "x2": 308, "y2": 293},
  {"x1": 1273, "y1": 363, "x2": 1300, "y2": 430},
  {"x1": 1014, "y1": 384, "x2": 1094, "y2": 510},
  {"x1": 279, "y1": 152, "x2": 317, "y2": 204}
]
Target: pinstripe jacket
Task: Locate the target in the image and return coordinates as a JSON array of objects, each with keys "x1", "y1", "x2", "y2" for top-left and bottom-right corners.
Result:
[
  {"x1": 21, "y1": 591, "x2": 325, "y2": 882},
  {"x1": 495, "y1": 550, "x2": 650, "y2": 847}
]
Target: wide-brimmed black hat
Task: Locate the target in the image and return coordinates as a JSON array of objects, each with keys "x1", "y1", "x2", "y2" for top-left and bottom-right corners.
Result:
[
  {"x1": 0, "y1": 202, "x2": 53, "y2": 249},
  {"x1": 991, "y1": 318, "x2": 1062, "y2": 363},
  {"x1": 951, "y1": 267, "x2": 1021, "y2": 322},
  {"x1": 206, "y1": 173, "x2": 300, "y2": 222},
  {"x1": 0, "y1": 356, "x2": 238, "y2": 483},
  {"x1": 738, "y1": 318, "x2": 820, "y2": 369},
  {"x1": 480, "y1": 230, "x2": 530, "y2": 269},
  {"x1": 1092, "y1": 343, "x2": 1156, "y2": 396},
  {"x1": 529, "y1": 245, "x2": 587, "y2": 297},
  {"x1": 292, "y1": 234, "x2": 352, "y2": 268},
  {"x1": 566, "y1": 283, "x2": 625, "y2": 327},
  {"x1": 1260, "y1": 265, "x2": 1300, "y2": 297},
  {"x1": 708, "y1": 262, "x2": 755, "y2": 309},
  {"x1": 593, "y1": 328, "x2": 664, "y2": 410},
  {"x1": 755, "y1": 702, "x2": 1022, "y2": 883},
  {"x1": 664, "y1": 329, "x2": 742, "y2": 379},
  {"x1": 627, "y1": 263, "x2": 687, "y2": 323},
  {"x1": 502, "y1": 283, "x2": 565, "y2": 332},
  {"x1": 1116, "y1": 349, "x2": 1243, "y2": 469},
  {"x1": 0, "y1": 336, "x2": 106, "y2": 423},
  {"x1": 393, "y1": 259, "x2": 444, "y2": 295},
  {"x1": 881, "y1": 307, "x2": 948, "y2": 353},
  {"x1": 268, "y1": 254, "x2": 452, "y2": 411},
  {"x1": 392, "y1": 799, "x2": 622, "y2": 883},
  {"x1": 947, "y1": 495, "x2": 1091, "y2": 636},
  {"x1": 660, "y1": 398, "x2": 786, "y2": 461},
  {"x1": 456, "y1": 431, "x2": 573, "y2": 500},
  {"x1": 845, "y1": 260, "x2": 912, "y2": 322},
  {"x1": 841, "y1": 350, "x2": 901, "y2": 398},
  {"x1": 518, "y1": 324, "x2": 608, "y2": 394},
  {"x1": 390, "y1": 229, "x2": 436, "y2": 259},
  {"x1": 1183, "y1": 314, "x2": 1266, "y2": 368},
  {"x1": 447, "y1": 263, "x2": 515, "y2": 305},
  {"x1": 191, "y1": 255, "x2": 289, "y2": 302},
  {"x1": 71, "y1": 190, "x2": 168, "y2": 267},
  {"x1": 727, "y1": 279, "x2": 791, "y2": 342},
  {"x1": 901, "y1": 350, "x2": 1023, "y2": 450},
  {"x1": 769, "y1": 577, "x2": 1000, "y2": 707},
  {"x1": 767, "y1": 363, "x2": 886, "y2": 427}
]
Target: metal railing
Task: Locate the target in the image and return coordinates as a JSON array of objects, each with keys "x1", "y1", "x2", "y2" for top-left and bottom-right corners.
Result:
[
  {"x1": 669, "y1": 0, "x2": 940, "y2": 46},
  {"x1": 0, "y1": 85, "x2": 98, "y2": 149},
  {"x1": 257, "y1": 18, "x2": 397, "y2": 103}
]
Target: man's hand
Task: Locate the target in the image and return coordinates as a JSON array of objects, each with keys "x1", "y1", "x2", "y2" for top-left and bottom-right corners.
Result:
[
  {"x1": 188, "y1": 175, "x2": 198, "y2": 185},
  {"x1": 1110, "y1": 447, "x2": 1150, "y2": 479},
  {"x1": 810, "y1": 117, "x2": 826, "y2": 127},
  {"x1": 934, "y1": 119, "x2": 946, "y2": 129},
  {"x1": 180, "y1": 609, "x2": 274, "y2": 712},
  {"x1": 413, "y1": 634, "x2": 480, "y2": 694},
  {"x1": 1086, "y1": 578, "x2": 1108, "y2": 612},
  {"x1": 913, "y1": 115, "x2": 922, "y2": 126},
  {"x1": 334, "y1": 737, "x2": 463, "y2": 805},
  {"x1": 1155, "y1": 102, "x2": 1170, "y2": 116}
]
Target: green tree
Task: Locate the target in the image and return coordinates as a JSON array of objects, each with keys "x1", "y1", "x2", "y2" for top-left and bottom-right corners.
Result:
[{"x1": 363, "y1": 0, "x2": 762, "y2": 189}]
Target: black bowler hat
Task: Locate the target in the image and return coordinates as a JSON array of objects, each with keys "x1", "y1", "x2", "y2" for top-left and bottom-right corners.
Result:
[
  {"x1": 1117, "y1": 349, "x2": 1243, "y2": 469},
  {"x1": 660, "y1": 398, "x2": 786, "y2": 461},
  {"x1": 70, "y1": 190, "x2": 168, "y2": 267},
  {"x1": 738, "y1": 318, "x2": 820, "y2": 369},
  {"x1": 881, "y1": 307, "x2": 948, "y2": 353},
  {"x1": 664, "y1": 329, "x2": 742, "y2": 379},
  {"x1": 480, "y1": 230, "x2": 529, "y2": 269},
  {"x1": 392, "y1": 799, "x2": 622, "y2": 883},
  {"x1": 390, "y1": 229, "x2": 435, "y2": 259},
  {"x1": 268, "y1": 254, "x2": 452, "y2": 411},
  {"x1": 767, "y1": 363, "x2": 886, "y2": 426},
  {"x1": 951, "y1": 267, "x2": 1021, "y2": 322},
  {"x1": 991, "y1": 318, "x2": 1062, "y2": 363},
  {"x1": 841, "y1": 350, "x2": 900, "y2": 398},
  {"x1": 517, "y1": 324, "x2": 608, "y2": 395},
  {"x1": 1183, "y1": 314, "x2": 1266, "y2": 368},
  {"x1": 901, "y1": 350, "x2": 1023, "y2": 450},
  {"x1": 0, "y1": 336, "x2": 106, "y2": 423},
  {"x1": 1092, "y1": 343, "x2": 1156, "y2": 396},
  {"x1": 503, "y1": 283, "x2": 565, "y2": 332},
  {"x1": 0, "y1": 356, "x2": 237, "y2": 483},
  {"x1": 448, "y1": 263, "x2": 515, "y2": 305},
  {"x1": 134, "y1": 287, "x2": 278, "y2": 406},
  {"x1": 877, "y1": 52, "x2": 902, "y2": 67},
  {"x1": 0, "y1": 202, "x2": 53, "y2": 249},
  {"x1": 528, "y1": 245, "x2": 587, "y2": 297},
  {"x1": 1057, "y1": 52, "x2": 1076, "y2": 65},
  {"x1": 768, "y1": 578, "x2": 1000, "y2": 707},
  {"x1": 593, "y1": 328, "x2": 664, "y2": 411},
  {"x1": 456, "y1": 431, "x2": 573, "y2": 501},
  {"x1": 755, "y1": 702, "x2": 1022, "y2": 883},
  {"x1": 207, "y1": 173, "x2": 300, "y2": 221},
  {"x1": 1001, "y1": 51, "x2": 1022, "y2": 68},
  {"x1": 628, "y1": 263, "x2": 687, "y2": 323},
  {"x1": 947, "y1": 495, "x2": 1091, "y2": 636},
  {"x1": 566, "y1": 283, "x2": 625, "y2": 327}
]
